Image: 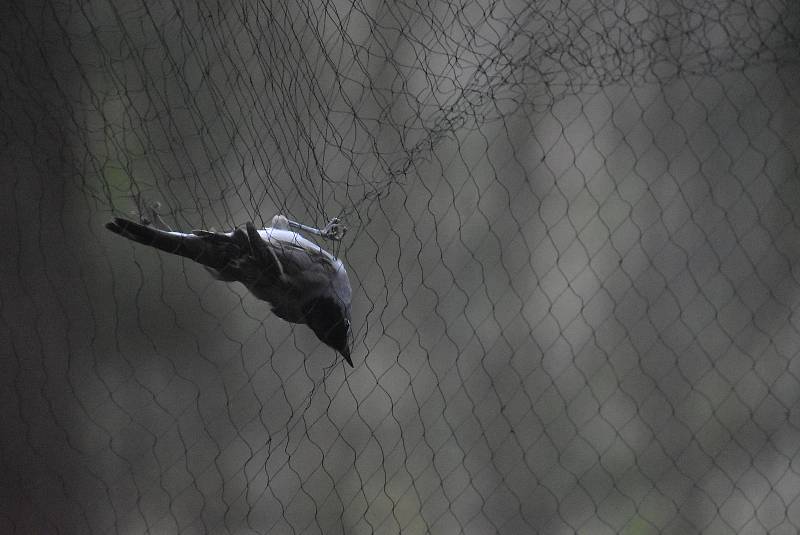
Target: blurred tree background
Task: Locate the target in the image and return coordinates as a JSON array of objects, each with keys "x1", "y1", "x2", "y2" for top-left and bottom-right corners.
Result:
[{"x1": 2, "y1": 0, "x2": 800, "y2": 533}]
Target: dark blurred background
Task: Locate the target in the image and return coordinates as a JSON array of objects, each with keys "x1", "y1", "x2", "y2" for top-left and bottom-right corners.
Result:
[{"x1": 2, "y1": 0, "x2": 800, "y2": 533}]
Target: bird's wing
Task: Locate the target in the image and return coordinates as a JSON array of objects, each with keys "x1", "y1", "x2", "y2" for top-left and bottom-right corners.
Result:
[
  {"x1": 267, "y1": 237, "x2": 344, "y2": 292},
  {"x1": 236, "y1": 224, "x2": 350, "y2": 322}
]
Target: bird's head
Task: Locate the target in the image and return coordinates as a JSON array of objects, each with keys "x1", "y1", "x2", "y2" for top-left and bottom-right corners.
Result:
[{"x1": 304, "y1": 297, "x2": 353, "y2": 366}]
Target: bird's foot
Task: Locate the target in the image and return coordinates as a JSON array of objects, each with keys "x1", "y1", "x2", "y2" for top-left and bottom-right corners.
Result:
[
  {"x1": 286, "y1": 217, "x2": 347, "y2": 241},
  {"x1": 319, "y1": 218, "x2": 347, "y2": 241},
  {"x1": 131, "y1": 193, "x2": 173, "y2": 231}
]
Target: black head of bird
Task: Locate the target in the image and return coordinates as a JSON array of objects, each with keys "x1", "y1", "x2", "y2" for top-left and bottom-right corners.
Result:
[{"x1": 304, "y1": 297, "x2": 352, "y2": 366}]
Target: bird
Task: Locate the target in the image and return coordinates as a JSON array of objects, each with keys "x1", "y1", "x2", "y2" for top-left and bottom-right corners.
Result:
[{"x1": 105, "y1": 213, "x2": 354, "y2": 366}]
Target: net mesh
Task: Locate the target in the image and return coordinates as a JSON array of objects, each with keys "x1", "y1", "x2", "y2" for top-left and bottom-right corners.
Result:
[{"x1": 2, "y1": 0, "x2": 800, "y2": 533}]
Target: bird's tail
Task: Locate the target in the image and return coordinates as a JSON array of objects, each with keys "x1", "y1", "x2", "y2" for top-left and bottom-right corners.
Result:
[{"x1": 106, "y1": 217, "x2": 246, "y2": 272}]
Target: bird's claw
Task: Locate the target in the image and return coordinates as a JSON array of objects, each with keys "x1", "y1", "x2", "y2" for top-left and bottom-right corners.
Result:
[
  {"x1": 286, "y1": 217, "x2": 347, "y2": 241},
  {"x1": 140, "y1": 202, "x2": 160, "y2": 226},
  {"x1": 320, "y1": 218, "x2": 347, "y2": 241},
  {"x1": 130, "y1": 194, "x2": 173, "y2": 231}
]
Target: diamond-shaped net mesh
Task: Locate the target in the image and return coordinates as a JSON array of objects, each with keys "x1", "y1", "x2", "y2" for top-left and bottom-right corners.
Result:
[{"x1": 2, "y1": 0, "x2": 800, "y2": 533}]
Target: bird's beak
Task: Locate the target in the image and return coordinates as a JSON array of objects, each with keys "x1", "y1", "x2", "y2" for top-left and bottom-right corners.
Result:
[
  {"x1": 342, "y1": 324, "x2": 354, "y2": 367},
  {"x1": 342, "y1": 348, "x2": 353, "y2": 367}
]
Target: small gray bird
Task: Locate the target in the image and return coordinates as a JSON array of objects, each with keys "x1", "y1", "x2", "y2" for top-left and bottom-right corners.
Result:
[{"x1": 106, "y1": 214, "x2": 354, "y2": 366}]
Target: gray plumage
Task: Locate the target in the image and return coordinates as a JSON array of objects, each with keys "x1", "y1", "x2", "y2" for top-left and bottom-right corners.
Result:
[{"x1": 106, "y1": 214, "x2": 353, "y2": 366}]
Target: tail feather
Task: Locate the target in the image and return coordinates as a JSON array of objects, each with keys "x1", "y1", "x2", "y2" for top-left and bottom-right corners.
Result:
[{"x1": 106, "y1": 217, "x2": 241, "y2": 271}]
